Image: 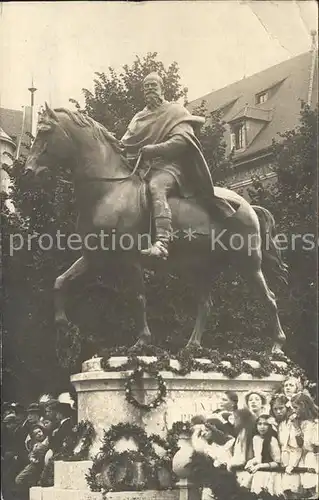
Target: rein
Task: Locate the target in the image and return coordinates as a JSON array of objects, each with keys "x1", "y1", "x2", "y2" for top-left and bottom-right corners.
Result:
[{"x1": 74, "y1": 154, "x2": 143, "y2": 184}]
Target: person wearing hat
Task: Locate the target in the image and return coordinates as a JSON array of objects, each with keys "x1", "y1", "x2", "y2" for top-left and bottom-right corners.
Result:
[
  {"x1": 2, "y1": 402, "x2": 25, "y2": 421},
  {"x1": 14, "y1": 401, "x2": 43, "y2": 469},
  {"x1": 39, "y1": 400, "x2": 75, "y2": 486},
  {"x1": 245, "y1": 391, "x2": 268, "y2": 419},
  {"x1": 20, "y1": 402, "x2": 42, "y2": 435},
  {"x1": 43, "y1": 399, "x2": 74, "y2": 454},
  {"x1": 26, "y1": 403, "x2": 42, "y2": 421}
]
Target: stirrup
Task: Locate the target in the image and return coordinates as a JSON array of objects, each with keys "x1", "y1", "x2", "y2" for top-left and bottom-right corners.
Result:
[{"x1": 141, "y1": 240, "x2": 168, "y2": 259}]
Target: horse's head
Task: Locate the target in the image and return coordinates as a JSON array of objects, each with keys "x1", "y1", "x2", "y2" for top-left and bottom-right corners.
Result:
[{"x1": 24, "y1": 103, "x2": 74, "y2": 179}]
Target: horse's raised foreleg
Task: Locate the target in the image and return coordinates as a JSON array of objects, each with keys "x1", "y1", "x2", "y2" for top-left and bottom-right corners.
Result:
[
  {"x1": 186, "y1": 280, "x2": 213, "y2": 348},
  {"x1": 54, "y1": 256, "x2": 88, "y2": 326},
  {"x1": 246, "y1": 267, "x2": 286, "y2": 354},
  {"x1": 129, "y1": 262, "x2": 152, "y2": 348}
]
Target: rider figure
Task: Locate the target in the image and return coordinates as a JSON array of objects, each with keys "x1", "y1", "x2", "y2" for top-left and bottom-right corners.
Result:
[{"x1": 121, "y1": 72, "x2": 236, "y2": 259}]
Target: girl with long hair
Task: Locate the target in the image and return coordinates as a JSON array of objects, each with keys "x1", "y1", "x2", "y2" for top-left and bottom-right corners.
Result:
[
  {"x1": 245, "y1": 414, "x2": 282, "y2": 496},
  {"x1": 278, "y1": 393, "x2": 304, "y2": 498},
  {"x1": 291, "y1": 392, "x2": 319, "y2": 499},
  {"x1": 227, "y1": 408, "x2": 256, "y2": 489},
  {"x1": 244, "y1": 391, "x2": 268, "y2": 419}
]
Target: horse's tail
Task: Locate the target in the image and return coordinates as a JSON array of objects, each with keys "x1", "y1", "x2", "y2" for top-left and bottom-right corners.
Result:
[{"x1": 252, "y1": 205, "x2": 288, "y2": 286}]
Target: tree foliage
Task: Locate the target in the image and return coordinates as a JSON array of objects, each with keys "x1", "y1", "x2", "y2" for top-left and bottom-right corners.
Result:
[{"x1": 247, "y1": 102, "x2": 318, "y2": 379}]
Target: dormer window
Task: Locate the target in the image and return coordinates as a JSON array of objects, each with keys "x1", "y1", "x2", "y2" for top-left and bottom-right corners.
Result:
[
  {"x1": 231, "y1": 122, "x2": 246, "y2": 151},
  {"x1": 256, "y1": 91, "x2": 268, "y2": 104}
]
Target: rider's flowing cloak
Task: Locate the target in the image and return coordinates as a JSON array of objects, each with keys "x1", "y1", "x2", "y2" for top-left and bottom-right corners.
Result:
[{"x1": 121, "y1": 101, "x2": 216, "y2": 198}]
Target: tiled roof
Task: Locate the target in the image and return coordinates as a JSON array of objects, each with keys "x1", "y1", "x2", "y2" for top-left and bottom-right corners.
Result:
[
  {"x1": 0, "y1": 127, "x2": 15, "y2": 147},
  {"x1": 188, "y1": 51, "x2": 318, "y2": 162},
  {"x1": 0, "y1": 106, "x2": 32, "y2": 155}
]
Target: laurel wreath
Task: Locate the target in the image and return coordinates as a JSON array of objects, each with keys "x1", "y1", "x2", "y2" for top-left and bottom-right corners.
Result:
[
  {"x1": 58, "y1": 420, "x2": 95, "y2": 461},
  {"x1": 124, "y1": 365, "x2": 167, "y2": 411},
  {"x1": 85, "y1": 422, "x2": 178, "y2": 495}
]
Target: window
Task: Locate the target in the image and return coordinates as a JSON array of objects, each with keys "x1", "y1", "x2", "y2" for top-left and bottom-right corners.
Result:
[
  {"x1": 256, "y1": 91, "x2": 268, "y2": 104},
  {"x1": 231, "y1": 123, "x2": 246, "y2": 150}
]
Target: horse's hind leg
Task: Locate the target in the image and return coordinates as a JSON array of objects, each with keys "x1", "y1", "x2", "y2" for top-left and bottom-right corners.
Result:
[
  {"x1": 54, "y1": 256, "x2": 88, "y2": 326},
  {"x1": 128, "y1": 261, "x2": 152, "y2": 348},
  {"x1": 186, "y1": 278, "x2": 212, "y2": 348},
  {"x1": 246, "y1": 265, "x2": 286, "y2": 354}
]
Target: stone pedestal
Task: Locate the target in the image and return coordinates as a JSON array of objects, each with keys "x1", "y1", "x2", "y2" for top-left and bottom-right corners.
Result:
[
  {"x1": 72, "y1": 356, "x2": 285, "y2": 455},
  {"x1": 30, "y1": 356, "x2": 286, "y2": 500}
]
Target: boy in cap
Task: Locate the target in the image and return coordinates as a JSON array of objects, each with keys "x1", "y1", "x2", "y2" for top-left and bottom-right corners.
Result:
[{"x1": 15, "y1": 423, "x2": 49, "y2": 490}]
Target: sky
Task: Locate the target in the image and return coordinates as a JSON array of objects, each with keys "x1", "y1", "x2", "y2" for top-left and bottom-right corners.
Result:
[{"x1": 0, "y1": 1, "x2": 317, "y2": 112}]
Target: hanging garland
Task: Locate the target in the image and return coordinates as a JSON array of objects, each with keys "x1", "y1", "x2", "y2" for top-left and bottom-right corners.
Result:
[
  {"x1": 99, "y1": 344, "x2": 310, "y2": 412},
  {"x1": 102, "y1": 345, "x2": 319, "y2": 426},
  {"x1": 125, "y1": 365, "x2": 167, "y2": 411},
  {"x1": 100, "y1": 344, "x2": 307, "y2": 380}
]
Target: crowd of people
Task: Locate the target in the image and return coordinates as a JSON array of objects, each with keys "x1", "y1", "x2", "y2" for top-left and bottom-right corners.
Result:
[
  {"x1": 1, "y1": 392, "x2": 76, "y2": 500},
  {"x1": 190, "y1": 376, "x2": 319, "y2": 500},
  {"x1": 2, "y1": 376, "x2": 318, "y2": 500}
]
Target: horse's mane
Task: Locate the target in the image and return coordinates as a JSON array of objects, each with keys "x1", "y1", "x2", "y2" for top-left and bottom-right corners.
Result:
[{"x1": 54, "y1": 108, "x2": 123, "y2": 154}]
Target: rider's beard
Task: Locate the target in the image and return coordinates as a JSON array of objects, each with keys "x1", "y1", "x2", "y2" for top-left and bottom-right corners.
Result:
[{"x1": 145, "y1": 91, "x2": 163, "y2": 110}]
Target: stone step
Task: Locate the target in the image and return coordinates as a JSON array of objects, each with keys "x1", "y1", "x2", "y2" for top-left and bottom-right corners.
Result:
[
  {"x1": 54, "y1": 460, "x2": 92, "y2": 490},
  {"x1": 30, "y1": 487, "x2": 180, "y2": 500}
]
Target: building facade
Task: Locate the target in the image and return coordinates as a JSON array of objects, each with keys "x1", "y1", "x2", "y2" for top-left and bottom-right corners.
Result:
[
  {"x1": 188, "y1": 50, "x2": 318, "y2": 198},
  {"x1": 0, "y1": 106, "x2": 32, "y2": 210}
]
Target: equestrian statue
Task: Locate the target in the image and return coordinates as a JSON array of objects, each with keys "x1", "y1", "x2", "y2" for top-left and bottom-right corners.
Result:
[{"x1": 24, "y1": 72, "x2": 288, "y2": 356}]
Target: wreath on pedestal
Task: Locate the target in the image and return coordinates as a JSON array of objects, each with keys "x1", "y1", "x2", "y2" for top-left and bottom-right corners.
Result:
[
  {"x1": 86, "y1": 422, "x2": 178, "y2": 495},
  {"x1": 58, "y1": 420, "x2": 95, "y2": 461},
  {"x1": 125, "y1": 365, "x2": 167, "y2": 411}
]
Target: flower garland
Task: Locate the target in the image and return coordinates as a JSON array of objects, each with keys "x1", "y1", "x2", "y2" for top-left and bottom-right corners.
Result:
[
  {"x1": 100, "y1": 344, "x2": 303, "y2": 380},
  {"x1": 59, "y1": 420, "x2": 95, "y2": 461},
  {"x1": 125, "y1": 364, "x2": 167, "y2": 411},
  {"x1": 99, "y1": 344, "x2": 309, "y2": 412}
]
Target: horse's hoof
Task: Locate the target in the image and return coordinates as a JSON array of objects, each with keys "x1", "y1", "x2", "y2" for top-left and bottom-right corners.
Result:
[
  {"x1": 185, "y1": 341, "x2": 201, "y2": 349},
  {"x1": 271, "y1": 343, "x2": 285, "y2": 355},
  {"x1": 55, "y1": 316, "x2": 68, "y2": 327},
  {"x1": 132, "y1": 337, "x2": 152, "y2": 349}
]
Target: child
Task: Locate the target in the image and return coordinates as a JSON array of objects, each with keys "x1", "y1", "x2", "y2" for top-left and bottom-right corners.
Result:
[
  {"x1": 15, "y1": 423, "x2": 49, "y2": 488},
  {"x1": 245, "y1": 414, "x2": 282, "y2": 496},
  {"x1": 245, "y1": 391, "x2": 268, "y2": 419},
  {"x1": 228, "y1": 408, "x2": 256, "y2": 489},
  {"x1": 269, "y1": 393, "x2": 289, "y2": 434},
  {"x1": 190, "y1": 415, "x2": 234, "y2": 467},
  {"x1": 278, "y1": 399, "x2": 303, "y2": 498},
  {"x1": 291, "y1": 392, "x2": 319, "y2": 499}
]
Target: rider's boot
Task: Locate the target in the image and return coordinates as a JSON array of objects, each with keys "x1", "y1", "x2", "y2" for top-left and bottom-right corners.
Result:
[{"x1": 141, "y1": 216, "x2": 172, "y2": 259}]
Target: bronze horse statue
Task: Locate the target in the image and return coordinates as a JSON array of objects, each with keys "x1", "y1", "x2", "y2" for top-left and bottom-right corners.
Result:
[{"x1": 25, "y1": 104, "x2": 287, "y2": 355}]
